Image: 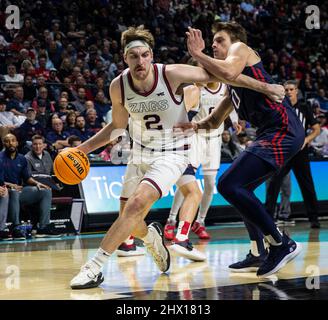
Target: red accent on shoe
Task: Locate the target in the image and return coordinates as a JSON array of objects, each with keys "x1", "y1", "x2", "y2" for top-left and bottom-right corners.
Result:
[
  {"x1": 180, "y1": 221, "x2": 191, "y2": 236},
  {"x1": 192, "y1": 222, "x2": 211, "y2": 240},
  {"x1": 118, "y1": 243, "x2": 136, "y2": 251},
  {"x1": 164, "y1": 223, "x2": 175, "y2": 240}
]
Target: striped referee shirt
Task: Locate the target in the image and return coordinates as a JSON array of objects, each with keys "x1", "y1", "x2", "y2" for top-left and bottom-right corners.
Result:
[{"x1": 292, "y1": 100, "x2": 319, "y2": 133}]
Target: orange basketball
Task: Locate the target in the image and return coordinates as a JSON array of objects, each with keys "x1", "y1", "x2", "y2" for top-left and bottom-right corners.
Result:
[{"x1": 54, "y1": 148, "x2": 90, "y2": 185}]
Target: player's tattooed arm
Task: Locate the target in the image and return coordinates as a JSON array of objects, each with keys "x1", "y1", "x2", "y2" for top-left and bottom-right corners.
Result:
[{"x1": 77, "y1": 76, "x2": 129, "y2": 154}]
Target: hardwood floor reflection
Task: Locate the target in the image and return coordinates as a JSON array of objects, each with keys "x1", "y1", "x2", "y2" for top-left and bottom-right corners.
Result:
[{"x1": 0, "y1": 221, "x2": 327, "y2": 300}]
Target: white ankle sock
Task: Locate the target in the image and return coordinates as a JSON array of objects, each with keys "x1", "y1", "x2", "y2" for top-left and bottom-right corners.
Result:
[{"x1": 90, "y1": 248, "x2": 111, "y2": 273}]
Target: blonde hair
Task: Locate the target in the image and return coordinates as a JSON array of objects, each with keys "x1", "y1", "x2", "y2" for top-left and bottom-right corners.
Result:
[{"x1": 121, "y1": 25, "x2": 155, "y2": 51}]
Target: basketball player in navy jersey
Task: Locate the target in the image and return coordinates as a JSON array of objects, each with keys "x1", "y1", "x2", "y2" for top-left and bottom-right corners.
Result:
[{"x1": 175, "y1": 22, "x2": 304, "y2": 277}]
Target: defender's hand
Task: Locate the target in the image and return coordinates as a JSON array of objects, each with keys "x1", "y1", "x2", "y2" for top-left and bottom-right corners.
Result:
[
  {"x1": 267, "y1": 84, "x2": 285, "y2": 103},
  {"x1": 186, "y1": 27, "x2": 205, "y2": 58}
]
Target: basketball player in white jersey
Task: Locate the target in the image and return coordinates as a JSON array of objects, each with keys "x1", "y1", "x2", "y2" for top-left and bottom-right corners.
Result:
[
  {"x1": 165, "y1": 78, "x2": 240, "y2": 241},
  {"x1": 70, "y1": 26, "x2": 286, "y2": 289}
]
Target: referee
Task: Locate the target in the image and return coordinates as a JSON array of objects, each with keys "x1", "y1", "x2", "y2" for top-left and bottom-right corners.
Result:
[{"x1": 265, "y1": 80, "x2": 321, "y2": 228}]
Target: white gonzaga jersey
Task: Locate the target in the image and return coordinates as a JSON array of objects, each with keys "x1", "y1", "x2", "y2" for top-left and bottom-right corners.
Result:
[
  {"x1": 193, "y1": 84, "x2": 228, "y2": 137},
  {"x1": 120, "y1": 63, "x2": 189, "y2": 150}
]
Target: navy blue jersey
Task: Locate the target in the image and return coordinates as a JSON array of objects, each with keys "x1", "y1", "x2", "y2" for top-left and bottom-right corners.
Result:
[{"x1": 227, "y1": 61, "x2": 305, "y2": 168}]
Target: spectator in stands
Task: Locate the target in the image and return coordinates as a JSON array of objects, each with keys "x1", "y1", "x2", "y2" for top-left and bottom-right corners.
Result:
[
  {"x1": 25, "y1": 135, "x2": 53, "y2": 178},
  {"x1": 36, "y1": 75, "x2": 46, "y2": 89},
  {"x1": 35, "y1": 56, "x2": 50, "y2": 79},
  {"x1": 46, "y1": 68, "x2": 61, "y2": 102},
  {"x1": 47, "y1": 41, "x2": 63, "y2": 69},
  {"x1": 94, "y1": 90, "x2": 111, "y2": 122},
  {"x1": 85, "y1": 108, "x2": 105, "y2": 133},
  {"x1": 65, "y1": 110, "x2": 78, "y2": 134},
  {"x1": 57, "y1": 97, "x2": 73, "y2": 121},
  {"x1": 70, "y1": 66, "x2": 82, "y2": 83},
  {"x1": 22, "y1": 75, "x2": 37, "y2": 105},
  {"x1": 68, "y1": 135, "x2": 82, "y2": 147},
  {"x1": 221, "y1": 130, "x2": 242, "y2": 161},
  {"x1": 92, "y1": 77, "x2": 108, "y2": 98},
  {"x1": 75, "y1": 75, "x2": 94, "y2": 100},
  {"x1": 81, "y1": 100, "x2": 95, "y2": 117},
  {"x1": 311, "y1": 113, "x2": 328, "y2": 157},
  {"x1": 82, "y1": 68, "x2": 95, "y2": 85},
  {"x1": 20, "y1": 58, "x2": 33, "y2": 75},
  {"x1": 46, "y1": 117, "x2": 70, "y2": 152},
  {"x1": 72, "y1": 87, "x2": 87, "y2": 113},
  {"x1": 6, "y1": 86, "x2": 27, "y2": 116},
  {"x1": 0, "y1": 161, "x2": 10, "y2": 240},
  {"x1": 317, "y1": 89, "x2": 328, "y2": 112},
  {"x1": 0, "y1": 133, "x2": 59, "y2": 239},
  {"x1": 75, "y1": 115, "x2": 95, "y2": 142},
  {"x1": 35, "y1": 100, "x2": 51, "y2": 130},
  {"x1": 59, "y1": 58, "x2": 73, "y2": 81},
  {"x1": 0, "y1": 99, "x2": 20, "y2": 139},
  {"x1": 61, "y1": 77, "x2": 76, "y2": 101},
  {"x1": 235, "y1": 131, "x2": 249, "y2": 151},
  {"x1": 32, "y1": 86, "x2": 54, "y2": 113},
  {"x1": 16, "y1": 107, "x2": 45, "y2": 153},
  {"x1": 24, "y1": 135, "x2": 62, "y2": 236},
  {"x1": 3, "y1": 64, "x2": 24, "y2": 90}
]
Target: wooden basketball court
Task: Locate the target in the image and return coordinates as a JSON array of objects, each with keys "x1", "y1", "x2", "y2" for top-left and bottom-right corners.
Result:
[{"x1": 0, "y1": 221, "x2": 327, "y2": 300}]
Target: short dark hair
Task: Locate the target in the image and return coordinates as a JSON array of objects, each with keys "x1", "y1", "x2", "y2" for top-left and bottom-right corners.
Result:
[
  {"x1": 212, "y1": 21, "x2": 247, "y2": 44},
  {"x1": 68, "y1": 135, "x2": 82, "y2": 146},
  {"x1": 31, "y1": 134, "x2": 45, "y2": 142}
]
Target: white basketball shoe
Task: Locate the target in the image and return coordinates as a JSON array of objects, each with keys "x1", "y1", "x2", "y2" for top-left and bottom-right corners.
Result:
[
  {"x1": 144, "y1": 222, "x2": 171, "y2": 272},
  {"x1": 70, "y1": 262, "x2": 104, "y2": 290}
]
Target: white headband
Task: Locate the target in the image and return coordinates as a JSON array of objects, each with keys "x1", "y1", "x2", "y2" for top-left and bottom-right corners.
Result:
[{"x1": 124, "y1": 40, "x2": 151, "y2": 55}]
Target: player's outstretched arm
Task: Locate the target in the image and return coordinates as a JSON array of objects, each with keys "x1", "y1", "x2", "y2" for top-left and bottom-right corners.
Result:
[
  {"x1": 169, "y1": 63, "x2": 284, "y2": 104},
  {"x1": 186, "y1": 27, "x2": 285, "y2": 102},
  {"x1": 77, "y1": 77, "x2": 129, "y2": 154},
  {"x1": 186, "y1": 27, "x2": 248, "y2": 81}
]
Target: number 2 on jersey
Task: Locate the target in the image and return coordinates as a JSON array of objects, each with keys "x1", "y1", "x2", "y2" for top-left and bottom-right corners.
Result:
[{"x1": 144, "y1": 114, "x2": 163, "y2": 130}]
